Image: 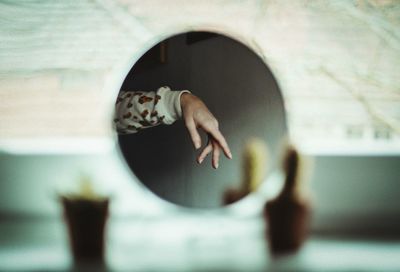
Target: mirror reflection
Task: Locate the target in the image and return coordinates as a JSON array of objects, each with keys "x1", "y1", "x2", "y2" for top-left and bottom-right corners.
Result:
[{"x1": 114, "y1": 31, "x2": 287, "y2": 208}]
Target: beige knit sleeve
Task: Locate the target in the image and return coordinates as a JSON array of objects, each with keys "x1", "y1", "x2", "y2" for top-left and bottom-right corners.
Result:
[{"x1": 114, "y1": 86, "x2": 190, "y2": 134}]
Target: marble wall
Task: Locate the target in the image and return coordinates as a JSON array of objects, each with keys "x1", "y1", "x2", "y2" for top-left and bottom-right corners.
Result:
[{"x1": 0, "y1": 0, "x2": 399, "y2": 233}]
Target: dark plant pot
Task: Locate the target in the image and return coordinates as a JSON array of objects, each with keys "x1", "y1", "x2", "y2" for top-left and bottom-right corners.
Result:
[
  {"x1": 264, "y1": 197, "x2": 310, "y2": 255},
  {"x1": 223, "y1": 188, "x2": 248, "y2": 205},
  {"x1": 61, "y1": 197, "x2": 109, "y2": 263}
]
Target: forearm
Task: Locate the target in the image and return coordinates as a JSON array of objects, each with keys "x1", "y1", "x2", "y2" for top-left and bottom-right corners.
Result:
[{"x1": 114, "y1": 86, "x2": 190, "y2": 134}]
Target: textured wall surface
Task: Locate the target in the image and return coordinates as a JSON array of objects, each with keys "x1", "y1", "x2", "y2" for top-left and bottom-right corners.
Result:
[
  {"x1": 0, "y1": 0, "x2": 399, "y2": 232},
  {"x1": 0, "y1": 0, "x2": 399, "y2": 150}
]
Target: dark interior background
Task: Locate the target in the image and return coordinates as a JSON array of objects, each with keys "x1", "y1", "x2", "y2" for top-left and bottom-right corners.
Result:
[{"x1": 118, "y1": 32, "x2": 287, "y2": 208}]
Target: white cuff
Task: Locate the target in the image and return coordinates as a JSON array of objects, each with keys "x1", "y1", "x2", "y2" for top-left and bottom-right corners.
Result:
[{"x1": 156, "y1": 86, "x2": 190, "y2": 124}]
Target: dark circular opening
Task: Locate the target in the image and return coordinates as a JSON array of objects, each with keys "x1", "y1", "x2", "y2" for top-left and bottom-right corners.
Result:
[{"x1": 116, "y1": 31, "x2": 287, "y2": 209}]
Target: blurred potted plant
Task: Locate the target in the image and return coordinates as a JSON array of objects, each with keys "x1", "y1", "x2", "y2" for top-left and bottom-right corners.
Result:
[
  {"x1": 59, "y1": 175, "x2": 110, "y2": 264},
  {"x1": 264, "y1": 144, "x2": 312, "y2": 254},
  {"x1": 223, "y1": 138, "x2": 269, "y2": 205}
]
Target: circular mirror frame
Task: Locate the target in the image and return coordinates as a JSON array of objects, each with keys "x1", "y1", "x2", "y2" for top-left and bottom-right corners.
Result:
[{"x1": 105, "y1": 25, "x2": 289, "y2": 212}]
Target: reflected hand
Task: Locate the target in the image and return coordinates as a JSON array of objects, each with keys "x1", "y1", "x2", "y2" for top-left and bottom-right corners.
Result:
[{"x1": 180, "y1": 93, "x2": 232, "y2": 169}]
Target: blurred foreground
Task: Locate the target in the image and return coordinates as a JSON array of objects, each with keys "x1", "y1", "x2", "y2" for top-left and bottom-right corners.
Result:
[{"x1": 1, "y1": 214, "x2": 400, "y2": 271}]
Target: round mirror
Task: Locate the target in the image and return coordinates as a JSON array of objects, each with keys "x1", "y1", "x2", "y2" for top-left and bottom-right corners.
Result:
[{"x1": 115, "y1": 31, "x2": 287, "y2": 209}]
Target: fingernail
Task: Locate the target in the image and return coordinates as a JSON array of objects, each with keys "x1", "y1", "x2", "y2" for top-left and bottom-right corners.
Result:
[
  {"x1": 199, "y1": 158, "x2": 203, "y2": 164},
  {"x1": 215, "y1": 163, "x2": 219, "y2": 169},
  {"x1": 195, "y1": 142, "x2": 201, "y2": 149},
  {"x1": 228, "y1": 152, "x2": 233, "y2": 159}
]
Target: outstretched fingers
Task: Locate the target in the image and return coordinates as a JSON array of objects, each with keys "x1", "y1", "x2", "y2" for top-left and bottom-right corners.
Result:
[
  {"x1": 211, "y1": 139, "x2": 220, "y2": 169},
  {"x1": 185, "y1": 119, "x2": 202, "y2": 149},
  {"x1": 197, "y1": 137, "x2": 223, "y2": 169},
  {"x1": 207, "y1": 128, "x2": 232, "y2": 160},
  {"x1": 181, "y1": 93, "x2": 232, "y2": 169},
  {"x1": 197, "y1": 140, "x2": 212, "y2": 164}
]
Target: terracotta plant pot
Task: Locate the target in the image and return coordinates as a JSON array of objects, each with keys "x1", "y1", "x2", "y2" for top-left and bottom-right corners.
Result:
[
  {"x1": 61, "y1": 197, "x2": 109, "y2": 263},
  {"x1": 264, "y1": 144, "x2": 312, "y2": 254},
  {"x1": 264, "y1": 197, "x2": 310, "y2": 254}
]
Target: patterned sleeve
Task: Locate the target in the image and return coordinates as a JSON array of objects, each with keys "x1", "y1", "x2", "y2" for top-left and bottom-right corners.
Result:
[{"x1": 114, "y1": 86, "x2": 190, "y2": 134}]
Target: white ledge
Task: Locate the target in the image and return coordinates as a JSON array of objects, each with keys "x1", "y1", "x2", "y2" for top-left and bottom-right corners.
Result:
[{"x1": 0, "y1": 138, "x2": 115, "y2": 155}]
